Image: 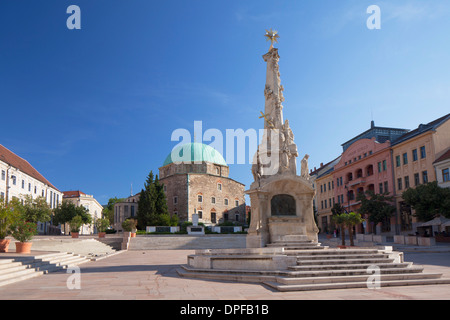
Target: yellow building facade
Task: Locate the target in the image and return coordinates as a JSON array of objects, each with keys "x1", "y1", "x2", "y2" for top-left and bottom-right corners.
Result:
[{"x1": 391, "y1": 114, "x2": 450, "y2": 233}]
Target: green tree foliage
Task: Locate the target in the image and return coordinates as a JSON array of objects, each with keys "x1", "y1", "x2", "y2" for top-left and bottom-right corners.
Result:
[
  {"x1": 402, "y1": 181, "x2": 450, "y2": 221},
  {"x1": 345, "y1": 212, "x2": 364, "y2": 247},
  {"x1": 331, "y1": 203, "x2": 345, "y2": 216},
  {"x1": 332, "y1": 212, "x2": 364, "y2": 247},
  {"x1": 0, "y1": 201, "x2": 18, "y2": 239},
  {"x1": 102, "y1": 197, "x2": 125, "y2": 224},
  {"x1": 53, "y1": 200, "x2": 91, "y2": 233},
  {"x1": 11, "y1": 195, "x2": 52, "y2": 223},
  {"x1": 332, "y1": 213, "x2": 347, "y2": 246},
  {"x1": 137, "y1": 171, "x2": 169, "y2": 229},
  {"x1": 357, "y1": 190, "x2": 396, "y2": 225}
]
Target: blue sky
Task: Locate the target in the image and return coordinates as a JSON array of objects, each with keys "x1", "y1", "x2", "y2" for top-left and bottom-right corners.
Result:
[{"x1": 1, "y1": 0, "x2": 450, "y2": 205}]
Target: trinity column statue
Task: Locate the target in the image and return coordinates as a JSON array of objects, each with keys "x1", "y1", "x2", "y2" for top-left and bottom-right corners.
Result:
[{"x1": 246, "y1": 30, "x2": 318, "y2": 248}]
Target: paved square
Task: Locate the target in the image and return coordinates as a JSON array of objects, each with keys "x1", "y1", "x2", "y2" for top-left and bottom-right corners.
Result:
[{"x1": 0, "y1": 249, "x2": 449, "y2": 300}]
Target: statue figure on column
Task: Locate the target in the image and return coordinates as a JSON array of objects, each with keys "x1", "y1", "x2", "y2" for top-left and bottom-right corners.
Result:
[
  {"x1": 251, "y1": 147, "x2": 263, "y2": 185},
  {"x1": 301, "y1": 154, "x2": 310, "y2": 180}
]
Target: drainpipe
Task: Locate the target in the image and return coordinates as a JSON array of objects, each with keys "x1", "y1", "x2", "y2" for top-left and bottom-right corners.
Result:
[
  {"x1": 187, "y1": 174, "x2": 190, "y2": 222},
  {"x1": 390, "y1": 149, "x2": 399, "y2": 235},
  {"x1": 5, "y1": 165, "x2": 11, "y2": 204}
]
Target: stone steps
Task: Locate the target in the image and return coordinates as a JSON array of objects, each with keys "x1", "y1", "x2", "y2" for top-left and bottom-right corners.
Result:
[
  {"x1": 289, "y1": 248, "x2": 381, "y2": 255},
  {"x1": 264, "y1": 277, "x2": 450, "y2": 292},
  {"x1": 288, "y1": 262, "x2": 411, "y2": 271},
  {"x1": 295, "y1": 258, "x2": 395, "y2": 266},
  {"x1": 180, "y1": 239, "x2": 450, "y2": 291},
  {"x1": 275, "y1": 272, "x2": 443, "y2": 286},
  {"x1": 0, "y1": 252, "x2": 91, "y2": 288}
]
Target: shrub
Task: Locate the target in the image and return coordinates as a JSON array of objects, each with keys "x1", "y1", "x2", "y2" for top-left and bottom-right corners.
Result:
[
  {"x1": 10, "y1": 219, "x2": 38, "y2": 243},
  {"x1": 122, "y1": 218, "x2": 137, "y2": 232},
  {"x1": 69, "y1": 215, "x2": 83, "y2": 233}
]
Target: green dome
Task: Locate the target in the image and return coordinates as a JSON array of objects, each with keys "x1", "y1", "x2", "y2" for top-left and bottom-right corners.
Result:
[{"x1": 163, "y1": 142, "x2": 227, "y2": 167}]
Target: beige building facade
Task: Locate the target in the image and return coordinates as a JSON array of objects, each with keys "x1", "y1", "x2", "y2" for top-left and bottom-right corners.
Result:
[
  {"x1": 63, "y1": 191, "x2": 104, "y2": 235},
  {"x1": 113, "y1": 193, "x2": 139, "y2": 232},
  {"x1": 391, "y1": 114, "x2": 450, "y2": 233},
  {"x1": 434, "y1": 148, "x2": 450, "y2": 189}
]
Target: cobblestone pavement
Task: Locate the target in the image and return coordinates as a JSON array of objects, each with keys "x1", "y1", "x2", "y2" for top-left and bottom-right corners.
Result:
[{"x1": 0, "y1": 249, "x2": 449, "y2": 300}]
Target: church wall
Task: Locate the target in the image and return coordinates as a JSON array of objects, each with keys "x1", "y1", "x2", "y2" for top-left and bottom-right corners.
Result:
[{"x1": 188, "y1": 174, "x2": 246, "y2": 225}]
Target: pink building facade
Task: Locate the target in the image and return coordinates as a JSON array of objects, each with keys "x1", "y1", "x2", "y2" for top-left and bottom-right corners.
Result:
[{"x1": 333, "y1": 138, "x2": 395, "y2": 234}]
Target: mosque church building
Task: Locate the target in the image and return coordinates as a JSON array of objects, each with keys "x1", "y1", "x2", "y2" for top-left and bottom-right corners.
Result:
[{"x1": 159, "y1": 142, "x2": 246, "y2": 226}]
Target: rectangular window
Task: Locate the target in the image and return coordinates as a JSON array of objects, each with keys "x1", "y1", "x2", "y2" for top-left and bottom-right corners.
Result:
[
  {"x1": 396, "y1": 155, "x2": 401, "y2": 167},
  {"x1": 12, "y1": 175, "x2": 16, "y2": 185},
  {"x1": 131, "y1": 206, "x2": 135, "y2": 217},
  {"x1": 1, "y1": 170, "x2": 5, "y2": 180},
  {"x1": 403, "y1": 153, "x2": 408, "y2": 165},
  {"x1": 420, "y1": 146, "x2": 426, "y2": 159},
  {"x1": 224, "y1": 198, "x2": 229, "y2": 206},
  {"x1": 378, "y1": 162, "x2": 382, "y2": 173},
  {"x1": 198, "y1": 210, "x2": 203, "y2": 219},
  {"x1": 382, "y1": 160, "x2": 387, "y2": 171},
  {"x1": 217, "y1": 183, "x2": 222, "y2": 191},
  {"x1": 422, "y1": 171, "x2": 428, "y2": 184},
  {"x1": 379, "y1": 183, "x2": 383, "y2": 194},
  {"x1": 397, "y1": 178, "x2": 402, "y2": 190},
  {"x1": 235, "y1": 200, "x2": 239, "y2": 207},
  {"x1": 414, "y1": 173, "x2": 420, "y2": 186},
  {"x1": 211, "y1": 212, "x2": 216, "y2": 223},
  {"x1": 22, "y1": 180, "x2": 25, "y2": 189},
  {"x1": 443, "y1": 168, "x2": 450, "y2": 182},
  {"x1": 412, "y1": 149, "x2": 418, "y2": 161},
  {"x1": 28, "y1": 183, "x2": 31, "y2": 192},
  {"x1": 197, "y1": 195, "x2": 203, "y2": 202},
  {"x1": 211, "y1": 197, "x2": 215, "y2": 204},
  {"x1": 404, "y1": 176, "x2": 410, "y2": 189},
  {"x1": 384, "y1": 181, "x2": 389, "y2": 193},
  {"x1": 173, "y1": 196, "x2": 178, "y2": 205}
]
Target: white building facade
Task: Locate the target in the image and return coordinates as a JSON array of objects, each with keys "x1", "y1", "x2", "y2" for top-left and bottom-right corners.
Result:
[
  {"x1": 0, "y1": 144, "x2": 63, "y2": 234},
  {"x1": 62, "y1": 191, "x2": 104, "y2": 235}
]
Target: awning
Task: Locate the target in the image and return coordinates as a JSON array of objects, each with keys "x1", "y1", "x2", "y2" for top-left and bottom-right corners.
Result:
[{"x1": 419, "y1": 216, "x2": 450, "y2": 227}]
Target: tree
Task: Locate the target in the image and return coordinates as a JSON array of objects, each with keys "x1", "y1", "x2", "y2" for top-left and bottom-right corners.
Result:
[
  {"x1": 402, "y1": 181, "x2": 450, "y2": 222},
  {"x1": 331, "y1": 203, "x2": 345, "y2": 216},
  {"x1": 357, "y1": 190, "x2": 396, "y2": 230},
  {"x1": 53, "y1": 200, "x2": 91, "y2": 234},
  {"x1": 137, "y1": 171, "x2": 169, "y2": 229},
  {"x1": 102, "y1": 197, "x2": 125, "y2": 224},
  {"x1": 0, "y1": 201, "x2": 18, "y2": 239},
  {"x1": 332, "y1": 213, "x2": 347, "y2": 246},
  {"x1": 15, "y1": 195, "x2": 52, "y2": 224},
  {"x1": 345, "y1": 212, "x2": 364, "y2": 247}
]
